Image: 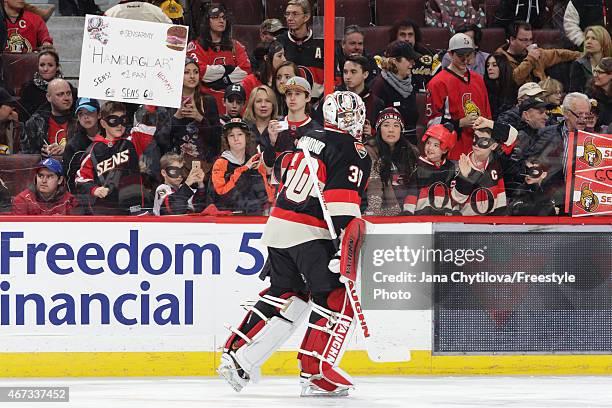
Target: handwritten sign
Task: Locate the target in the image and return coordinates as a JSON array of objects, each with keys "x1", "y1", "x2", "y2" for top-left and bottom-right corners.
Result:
[{"x1": 78, "y1": 15, "x2": 188, "y2": 108}]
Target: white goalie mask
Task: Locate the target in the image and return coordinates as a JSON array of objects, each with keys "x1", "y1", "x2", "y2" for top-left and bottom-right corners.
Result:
[{"x1": 322, "y1": 91, "x2": 366, "y2": 138}]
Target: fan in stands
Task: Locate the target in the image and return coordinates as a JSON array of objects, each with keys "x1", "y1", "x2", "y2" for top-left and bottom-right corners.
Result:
[{"x1": 217, "y1": 91, "x2": 370, "y2": 397}]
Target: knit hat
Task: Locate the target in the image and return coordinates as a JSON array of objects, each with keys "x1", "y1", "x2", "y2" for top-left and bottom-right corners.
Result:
[{"x1": 375, "y1": 107, "x2": 404, "y2": 132}]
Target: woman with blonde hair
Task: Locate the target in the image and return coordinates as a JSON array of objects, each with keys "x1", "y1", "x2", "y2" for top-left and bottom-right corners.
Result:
[
  {"x1": 242, "y1": 85, "x2": 279, "y2": 149},
  {"x1": 569, "y1": 26, "x2": 612, "y2": 93},
  {"x1": 539, "y1": 77, "x2": 564, "y2": 123},
  {"x1": 370, "y1": 40, "x2": 419, "y2": 144}
]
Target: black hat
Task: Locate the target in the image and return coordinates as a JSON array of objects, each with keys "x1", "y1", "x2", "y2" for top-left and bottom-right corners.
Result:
[
  {"x1": 0, "y1": 88, "x2": 17, "y2": 106},
  {"x1": 222, "y1": 117, "x2": 250, "y2": 132},
  {"x1": 224, "y1": 83, "x2": 246, "y2": 101},
  {"x1": 519, "y1": 97, "x2": 553, "y2": 114},
  {"x1": 385, "y1": 41, "x2": 421, "y2": 61}
]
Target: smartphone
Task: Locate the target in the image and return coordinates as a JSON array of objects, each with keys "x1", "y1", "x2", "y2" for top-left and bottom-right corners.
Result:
[
  {"x1": 192, "y1": 160, "x2": 201, "y2": 170},
  {"x1": 182, "y1": 96, "x2": 193, "y2": 105},
  {"x1": 277, "y1": 120, "x2": 289, "y2": 131}
]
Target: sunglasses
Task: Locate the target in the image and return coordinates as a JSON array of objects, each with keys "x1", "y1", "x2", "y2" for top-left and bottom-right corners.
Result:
[
  {"x1": 523, "y1": 167, "x2": 544, "y2": 178},
  {"x1": 165, "y1": 166, "x2": 184, "y2": 178},
  {"x1": 104, "y1": 115, "x2": 127, "y2": 127},
  {"x1": 472, "y1": 136, "x2": 495, "y2": 149}
]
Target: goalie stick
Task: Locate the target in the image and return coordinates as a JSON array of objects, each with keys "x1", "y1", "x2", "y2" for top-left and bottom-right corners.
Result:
[{"x1": 300, "y1": 144, "x2": 411, "y2": 362}]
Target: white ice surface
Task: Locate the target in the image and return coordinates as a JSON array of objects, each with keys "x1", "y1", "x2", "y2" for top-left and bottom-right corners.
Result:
[{"x1": 1, "y1": 376, "x2": 611, "y2": 408}]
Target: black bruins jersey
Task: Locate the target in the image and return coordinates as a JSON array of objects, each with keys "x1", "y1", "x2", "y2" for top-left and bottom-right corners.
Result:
[
  {"x1": 404, "y1": 156, "x2": 459, "y2": 215},
  {"x1": 262, "y1": 129, "x2": 371, "y2": 248}
]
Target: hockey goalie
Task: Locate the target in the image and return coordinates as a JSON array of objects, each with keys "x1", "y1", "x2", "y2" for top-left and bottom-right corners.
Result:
[{"x1": 217, "y1": 90, "x2": 371, "y2": 396}]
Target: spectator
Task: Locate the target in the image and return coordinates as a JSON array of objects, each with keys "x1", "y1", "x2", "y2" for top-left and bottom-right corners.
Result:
[
  {"x1": 389, "y1": 19, "x2": 438, "y2": 92},
  {"x1": 62, "y1": 97, "x2": 100, "y2": 194},
  {"x1": 493, "y1": 0, "x2": 548, "y2": 30},
  {"x1": 210, "y1": 118, "x2": 274, "y2": 215},
  {"x1": 104, "y1": 0, "x2": 171, "y2": 23},
  {"x1": 441, "y1": 24, "x2": 489, "y2": 76},
  {"x1": 569, "y1": 26, "x2": 612, "y2": 93},
  {"x1": 586, "y1": 57, "x2": 612, "y2": 131},
  {"x1": 272, "y1": 60, "x2": 300, "y2": 117},
  {"x1": 404, "y1": 123, "x2": 458, "y2": 215},
  {"x1": 585, "y1": 98, "x2": 603, "y2": 133},
  {"x1": 12, "y1": 157, "x2": 78, "y2": 215},
  {"x1": 0, "y1": 177, "x2": 10, "y2": 213},
  {"x1": 507, "y1": 156, "x2": 557, "y2": 216},
  {"x1": 153, "y1": 153, "x2": 206, "y2": 215},
  {"x1": 187, "y1": 3, "x2": 251, "y2": 114},
  {"x1": 220, "y1": 83, "x2": 246, "y2": 125},
  {"x1": 242, "y1": 41, "x2": 286, "y2": 101},
  {"x1": 335, "y1": 25, "x2": 379, "y2": 88},
  {"x1": 22, "y1": 78, "x2": 75, "y2": 156},
  {"x1": 19, "y1": 49, "x2": 75, "y2": 122},
  {"x1": 277, "y1": 0, "x2": 324, "y2": 99},
  {"x1": 59, "y1": 0, "x2": 101, "y2": 16},
  {"x1": 339, "y1": 55, "x2": 385, "y2": 140},
  {"x1": 3, "y1": 0, "x2": 53, "y2": 52},
  {"x1": 371, "y1": 40, "x2": 420, "y2": 144},
  {"x1": 498, "y1": 82, "x2": 546, "y2": 132},
  {"x1": 427, "y1": 33, "x2": 491, "y2": 160},
  {"x1": 564, "y1": 1, "x2": 612, "y2": 48},
  {"x1": 365, "y1": 107, "x2": 417, "y2": 216},
  {"x1": 539, "y1": 77, "x2": 565, "y2": 122},
  {"x1": 260, "y1": 18, "x2": 286, "y2": 43},
  {"x1": 484, "y1": 53, "x2": 518, "y2": 120},
  {"x1": 496, "y1": 21, "x2": 580, "y2": 86},
  {"x1": 264, "y1": 76, "x2": 321, "y2": 168},
  {"x1": 425, "y1": 0, "x2": 486, "y2": 31},
  {"x1": 159, "y1": 57, "x2": 220, "y2": 172},
  {"x1": 75, "y1": 101, "x2": 143, "y2": 215},
  {"x1": 243, "y1": 85, "x2": 278, "y2": 149},
  {"x1": 0, "y1": 87, "x2": 18, "y2": 154}
]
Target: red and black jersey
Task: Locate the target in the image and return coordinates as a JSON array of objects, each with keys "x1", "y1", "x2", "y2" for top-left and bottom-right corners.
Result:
[
  {"x1": 277, "y1": 30, "x2": 324, "y2": 99},
  {"x1": 75, "y1": 135, "x2": 143, "y2": 215},
  {"x1": 4, "y1": 10, "x2": 53, "y2": 53},
  {"x1": 451, "y1": 152, "x2": 507, "y2": 216},
  {"x1": 262, "y1": 129, "x2": 371, "y2": 248},
  {"x1": 404, "y1": 156, "x2": 459, "y2": 215},
  {"x1": 262, "y1": 116, "x2": 323, "y2": 167},
  {"x1": 426, "y1": 68, "x2": 492, "y2": 160}
]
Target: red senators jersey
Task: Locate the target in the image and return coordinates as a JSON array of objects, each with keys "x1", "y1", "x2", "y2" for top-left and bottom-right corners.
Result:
[
  {"x1": 4, "y1": 11, "x2": 53, "y2": 53},
  {"x1": 426, "y1": 68, "x2": 491, "y2": 160},
  {"x1": 404, "y1": 156, "x2": 459, "y2": 215},
  {"x1": 262, "y1": 129, "x2": 371, "y2": 248},
  {"x1": 277, "y1": 30, "x2": 324, "y2": 99},
  {"x1": 451, "y1": 152, "x2": 507, "y2": 216}
]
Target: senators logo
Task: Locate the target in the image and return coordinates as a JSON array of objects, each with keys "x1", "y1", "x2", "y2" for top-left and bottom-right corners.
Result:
[
  {"x1": 576, "y1": 183, "x2": 599, "y2": 213},
  {"x1": 579, "y1": 138, "x2": 603, "y2": 167},
  {"x1": 462, "y1": 93, "x2": 481, "y2": 117},
  {"x1": 354, "y1": 142, "x2": 367, "y2": 159}
]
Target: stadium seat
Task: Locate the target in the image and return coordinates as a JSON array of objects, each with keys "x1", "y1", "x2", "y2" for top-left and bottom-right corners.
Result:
[
  {"x1": 0, "y1": 154, "x2": 41, "y2": 196},
  {"x1": 485, "y1": 0, "x2": 501, "y2": 26},
  {"x1": 1, "y1": 53, "x2": 39, "y2": 97},
  {"x1": 420, "y1": 27, "x2": 451, "y2": 52},
  {"x1": 534, "y1": 29, "x2": 566, "y2": 48},
  {"x1": 363, "y1": 26, "x2": 392, "y2": 56},
  {"x1": 223, "y1": 0, "x2": 265, "y2": 25},
  {"x1": 480, "y1": 28, "x2": 506, "y2": 54},
  {"x1": 376, "y1": 0, "x2": 426, "y2": 26},
  {"x1": 233, "y1": 24, "x2": 261, "y2": 54},
  {"x1": 416, "y1": 92, "x2": 427, "y2": 126},
  {"x1": 317, "y1": 0, "x2": 372, "y2": 26}
]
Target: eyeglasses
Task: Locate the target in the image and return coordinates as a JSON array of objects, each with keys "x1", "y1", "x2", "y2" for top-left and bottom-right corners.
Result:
[
  {"x1": 165, "y1": 166, "x2": 184, "y2": 178},
  {"x1": 566, "y1": 108, "x2": 589, "y2": 120},
  {"x1": 472, "y1": 136, "x2": 495, "y2": 149},
  {"x1": 104, "y1": 115, "x2": 127, "y2": 127},
  {"x1": 284, "y1": 11, "x2": 304, "y2": 18}
]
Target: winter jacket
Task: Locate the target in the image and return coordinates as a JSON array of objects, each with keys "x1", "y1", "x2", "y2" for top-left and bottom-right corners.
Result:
[
  {"x1": 493, "y1": 0, "x2": 548, "y2": 29},
  {"x1": 21, "y1": 106, "x2": 77, "y2": 154},
  {"x1": 507, "y1": 182, "x2": 558, "y2": 216},
  {"x1": 62, "y1": 123, "x2": 94, "y2": 193},
  {"x1": 12, "y1": 185, "x2": 78, "y2": 215},
  {"x1": 75, "y1": 135, "x2": 144, "y2": 215},
  {"x1": 153, "y1": 182, "x2": 206, "y2": 215},
  {"x1": 210, "y1": 150, "x2": 275, "y2": 215},
  {"x1": 568, "y1": 57, "x2": 593, "y2": 93},
  {"x1": 564, "y1": 1, "x2": 611, "y2": 47},
  {"x1": 495, "y1": 45, "x2": 580, "y2": 86}
]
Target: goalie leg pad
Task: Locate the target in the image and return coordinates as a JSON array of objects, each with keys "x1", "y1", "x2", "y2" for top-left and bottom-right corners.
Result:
[
  {"x1": 298, "y1": 288, "x2": 355, "y2": 394},
  {"x1": 221, "y1": 286, "x2": 310, "y2": 378}
]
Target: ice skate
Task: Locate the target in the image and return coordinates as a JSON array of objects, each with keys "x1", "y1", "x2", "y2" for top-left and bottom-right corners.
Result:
[
  {"x1": 216, "y1": 353, "x2": 249, "y2": 392},
  {"x1": 300, "y1": 375, "x2": 351, "y2": 397}
]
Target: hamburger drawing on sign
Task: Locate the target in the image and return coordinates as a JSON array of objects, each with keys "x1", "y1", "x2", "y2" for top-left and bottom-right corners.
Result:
[{"x1": 166, "y1": 26, "x2": 187, "y2": 51}]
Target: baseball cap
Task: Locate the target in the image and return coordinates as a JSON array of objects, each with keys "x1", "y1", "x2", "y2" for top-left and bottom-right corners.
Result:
[
  {"x1": 519, "y1": 97, "x2": 553, "y2": 114},
  {"x1": 75, "y1": 97, "x2": 100, "y2": 114},
  {"x1": 261, "y1": 18, "x2": 285, "y2": 34},
  {"x1": 448, "y1": 33, "x2": 475, "y2": 54},
  {"x1": 224, "y1": 84, "x2": 246, "y2": 101},
  {"x1": 385, "y1": 41, "x2": 421, "y2": 61},
  {"x1": 517, "y1": 82, "x2": 545, "y2": 99},
  {"x1": 284, "y1": 76, "x2": 311, "y2": 95},
  {"x1": 222, "y1": 117, "x2": 250, "y2": 132},
  {"x1": 37, "y1": 158, "x2": 63, "y2": 176},
  {"x1": 0, "y1": 87, "x2": 17, "y2": 106}
]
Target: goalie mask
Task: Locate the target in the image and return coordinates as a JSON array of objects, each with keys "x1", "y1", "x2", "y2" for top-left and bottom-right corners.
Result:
[{"x1": 322, "y1": 91, "x2": 366, "y2": 138}]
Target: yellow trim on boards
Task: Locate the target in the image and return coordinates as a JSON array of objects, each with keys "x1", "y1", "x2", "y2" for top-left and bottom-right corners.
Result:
[{"x1": 2, "y1": 351, "x2": 612, "y2": 377}]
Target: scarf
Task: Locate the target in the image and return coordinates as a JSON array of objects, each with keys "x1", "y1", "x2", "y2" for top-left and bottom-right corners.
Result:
[
  {"x1": 32, "y1": 71, "x2": 64, "y2": 92},
  {"x1": 382, "y1": 70, "x2": 413, "y2": 98}
]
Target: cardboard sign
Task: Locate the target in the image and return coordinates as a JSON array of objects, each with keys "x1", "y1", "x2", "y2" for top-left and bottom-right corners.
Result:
[
  {"x1": 78, "y1": 15, "x2": 188, "y2": 108},
  {"x1": 566, "y1": 131, "x2": 612, "y2": 217}
]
